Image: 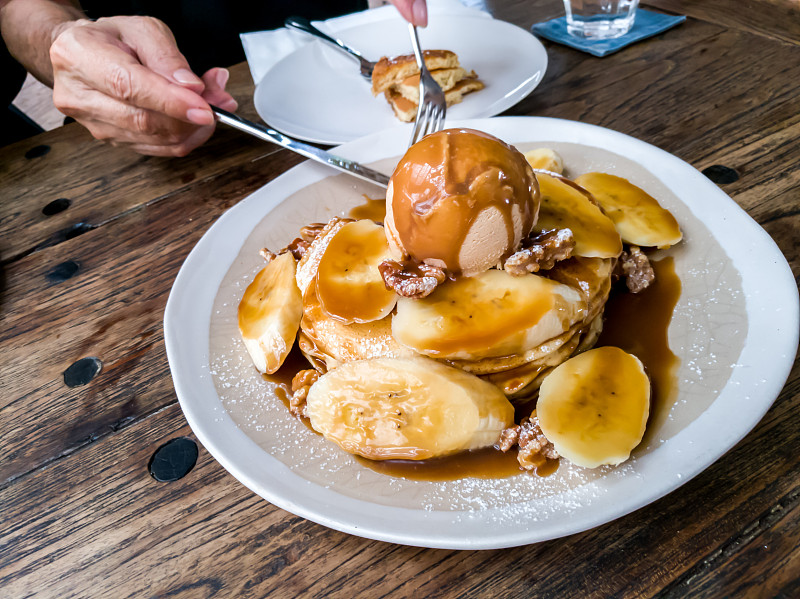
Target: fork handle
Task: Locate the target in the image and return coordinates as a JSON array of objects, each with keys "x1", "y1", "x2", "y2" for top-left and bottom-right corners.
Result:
[{"x1": 408, "y1": 23, "x2": 426, "y2": 69}]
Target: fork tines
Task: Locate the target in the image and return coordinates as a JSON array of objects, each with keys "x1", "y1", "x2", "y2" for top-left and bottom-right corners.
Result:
[{"x1": 408, "y1": 24, "x2": 447, "y2": 147}]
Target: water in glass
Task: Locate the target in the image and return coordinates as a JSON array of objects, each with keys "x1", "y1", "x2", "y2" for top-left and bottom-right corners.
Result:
[{"x1": 563, "y1": 0, "x2": 640, "y2": 39}]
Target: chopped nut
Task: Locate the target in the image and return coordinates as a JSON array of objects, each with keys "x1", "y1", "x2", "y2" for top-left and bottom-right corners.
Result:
[
  {"x1": 260, "y1": 233, "x2": 313, "y2": 263},
  {"x1": 497, "y1": 426, "x2": 520, "y2": 452},
  {"x1": 289, "y1": 369, "x2": 319, "y2": 418},
  {"x1": 504, "y1": 229, "x2": 575, "y2": 276},
  {"x1": 281, "y1": 238, "x2": 311, "y2": 261},
  {"x1": 620, "y1": 245, "x2": 655, "y2": 293},
  {"x1": 379, "y1": 259, "x2": 447, "y2": 299},
  {"x1": 300, "y1": 223, "x2": 327, "y2": 242},
  {"x1": 259, "y1": 248, "x2": 277, "y2": 263},
  {"x1": 498, "y1": 416, "x2": 559, "y2": 470}
]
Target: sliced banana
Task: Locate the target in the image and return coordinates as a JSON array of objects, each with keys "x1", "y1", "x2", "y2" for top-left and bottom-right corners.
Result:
[
  {"x1": 306, "y1": 357, "x2": 514, "y2": 460},
  {"x1": 238, "y1": 252, "x2": 303, "y2": 374},
  {"x1": 523, "y1": 148, "x2": 564, "y2": 174},
  {"x1": 574, "y1": 173, "x2": 682, "y2": 248},
  {"x1": 315, "y1": 219, "x2": 397, "y2": 324},
  {"x1": 537, "y1": 346, "x2": 650, "y2": 468},
  {"x1": 535, "y1": 173, "x2": 622, "y2": 259},
  {"x1": 392, "y1": 268, "x2": 586, "y2": 360},
  {"x1": 296, "y1": 217, "x2": 350, "y2": 297}
]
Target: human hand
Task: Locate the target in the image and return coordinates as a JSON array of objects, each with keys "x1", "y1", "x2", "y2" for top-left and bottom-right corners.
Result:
[
  {"x1": 389, "y1": 0, "x2": 428, "y2": 27},
  {"x1": 49, "y1": 16, "x2": 238, "y2": 157}
]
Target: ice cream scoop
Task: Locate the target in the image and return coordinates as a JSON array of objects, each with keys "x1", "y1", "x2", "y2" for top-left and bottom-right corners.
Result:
[{"x1": 385, "y1": 129, "x2": 539, "y2": 277}]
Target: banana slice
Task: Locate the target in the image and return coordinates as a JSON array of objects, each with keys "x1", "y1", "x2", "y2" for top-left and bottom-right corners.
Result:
[
  {"x1": 535, "y1": 173, "x2": 622, "y2": 259},
  {"x1": 537, "y1": 346, "x2": 650, "y2": 468},
  {"x1": 296, "y1": 217, "x2": 350, "y2": 297},
  {"x1": 238, "y1": 252, "x2": 303, "y2": 374},
  {"x1": 574, "y1": 173, "x2": 682, "y2": 248},
  {"x1": 524, "y1": 148, "x2": 564, "y2": 174},
  {"x1": 392, "y1": 268, "x2": 586, "y2": 360},
  {"x1": 316, "y1": 219, "x2": 397, "y2": 324},
  {"x1": 306, "y1": 357, "x2": 514, "y2": 460}
]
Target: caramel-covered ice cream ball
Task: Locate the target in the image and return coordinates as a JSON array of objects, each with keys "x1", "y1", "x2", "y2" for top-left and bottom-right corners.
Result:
[{"x1": 385, "y1": 128, "x2": 539, "y2": 276}]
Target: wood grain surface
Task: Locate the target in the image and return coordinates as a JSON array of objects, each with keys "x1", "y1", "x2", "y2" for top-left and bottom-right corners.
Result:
[
  {"x1": 644, "y1": 0, "x2": 800, "y2": 45},
  {"x1": 1, "y1": 2, "x2": 798, "y2": 597}
]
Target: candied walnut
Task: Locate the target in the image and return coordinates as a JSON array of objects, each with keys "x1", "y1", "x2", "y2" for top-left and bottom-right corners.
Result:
[
  {"x1": 259, "y1": 248, "x2": 277, "y2": 263},
  {"x1": 504, "y1": 229, "x2": 575, "y2": 276},
  {"x1": 379, "y1": 259, "x2": 447, "y2": 299},
  {"x1": 498, "y1": 416, "x2": 559, "y2": 470},
  {"x1": 497, "y1": 426, "x2": 520, "y2": 452},
  {"x1": 281, "y1": 237, "x2": 311, "y2": 260},
  {"x1": 300, "y1": 223, "x2": 327, "y2": 242},
  {"x1": 259, "y1": 236, "x2": 312, "y2": 262},
  {"x1": 289, "y1": 369, "x2": 319, "y2": 418},
  {"x1": 620, "y1": 245, "x2": 655, "y2": 293}
]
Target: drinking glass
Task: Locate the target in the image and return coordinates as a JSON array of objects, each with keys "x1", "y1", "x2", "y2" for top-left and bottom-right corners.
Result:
[{"x1": 563, "y1": 0, "x2": 640, "y2": 39}]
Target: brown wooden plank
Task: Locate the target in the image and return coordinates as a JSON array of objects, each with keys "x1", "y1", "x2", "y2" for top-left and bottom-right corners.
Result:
[
  {"x1": 658, "y1": 486, "x2": 800, "y2": 598},
  {"x1": 485, "y1": 0, "x2": 566, "y2": 29},
  {"x1": 2, "y1": 5, "x2": 799, "y2": 596},
  {"x1": 515, "y1": 19, "x2": 800, "y2": 262},
  {"x1": 0, "y1": 65, "x2": 269, "y2": 265},
  {"x1": 644, "y1": 0, "x2": 800, "y2": 45},
  {"x1": 519, "y1": 19, "x2": 800, "y2": 165},
  {"x1": 0, "y1": 150, "x2": 303, "y2": 485},
  {"x1": 487, "y1": 0, "x2": 800, "y2": 46},
  {"x1": 0, "y1": 365, "x2": 797, "y2": 597}
]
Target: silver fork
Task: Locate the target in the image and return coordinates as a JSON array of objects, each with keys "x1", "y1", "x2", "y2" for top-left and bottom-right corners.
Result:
[
  {"x1": 408, "y1": 23, "x2": 446, "y2": 147},
  {"x1": 285, "y1": 16, "x2": 377, "y2": 81}
]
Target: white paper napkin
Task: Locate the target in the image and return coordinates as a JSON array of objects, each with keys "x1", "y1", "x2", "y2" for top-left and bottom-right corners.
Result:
[{"x1": 240, "y1": 0, "x2": 491, "y2": 85}]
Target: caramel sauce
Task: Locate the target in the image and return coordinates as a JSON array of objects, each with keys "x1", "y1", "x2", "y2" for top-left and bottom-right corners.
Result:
[
  {"x1": 389, "y1": 129, "x2": 539, "y2": 274},
  {"x1": 348, "y1": 195, "x2": 386, "y2": 223},
  {"x1": 356, "y1": 446, "x2": 550, "y2": 481},
  {"x1": 401, "y1": 270, "x2": 559, "y2": 357},
  {"x1": 262, "y1": 343, "x2": 309, "y2": 391},
  {"x1": 597, "y1": 256, "x2": 682, "y2": 442},
  {"x1": 262, "y1": 344, "x2": 320, "y2": 435}
]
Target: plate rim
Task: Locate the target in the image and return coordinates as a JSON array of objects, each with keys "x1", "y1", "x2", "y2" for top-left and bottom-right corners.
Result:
[
  {"x1": 253, "y1": 15, "x2": 548, "y2": 145},
  {"x1": 164, "y1": 116, "x2": 799, "y2": 549}
]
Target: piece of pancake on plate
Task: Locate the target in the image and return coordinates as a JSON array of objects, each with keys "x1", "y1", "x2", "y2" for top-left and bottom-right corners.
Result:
[
  {"x1": 371, "y1": 50, "x2": 460, "y2": 95},
  {"x1": 393, "y1": 67, "x2": 469, "y2": 103},
  {"x1": 371, "y1": 50, "x2": 485, "y2": 122}
]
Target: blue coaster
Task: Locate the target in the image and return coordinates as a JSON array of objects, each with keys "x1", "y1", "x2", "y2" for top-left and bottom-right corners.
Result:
[{"x1": 531, "y1": 9, "x2": 686, "y2": 57}]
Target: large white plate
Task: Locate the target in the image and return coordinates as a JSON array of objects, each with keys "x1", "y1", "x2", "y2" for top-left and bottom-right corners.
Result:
[
  {"x1": 254, "y1": 16, "x2": 547, "y2": 144},
  {"x1": 164, "y1": 117, "x2": 798, "y2": 550}
]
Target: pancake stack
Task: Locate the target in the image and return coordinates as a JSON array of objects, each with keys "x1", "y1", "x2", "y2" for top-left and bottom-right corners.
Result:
[
  {"x1": 371, "y1": 50, "x2": 484, "y2": 122},
  {"x1": 238, "y1": 129, "x2": 683, "y2": 467}
]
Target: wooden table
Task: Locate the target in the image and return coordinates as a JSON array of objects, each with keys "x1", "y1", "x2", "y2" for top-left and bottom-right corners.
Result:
[{"x1": 2, "y1": 1, "x2": 798, "y2": 596}]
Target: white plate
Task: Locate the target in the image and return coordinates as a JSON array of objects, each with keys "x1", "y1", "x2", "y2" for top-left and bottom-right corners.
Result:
[
  {"x1": 254, "y1": 16, "x2": 547, "y2": 144},
  {"x1": 164, "y1": 117, "x2": 798, "y2": 550}
]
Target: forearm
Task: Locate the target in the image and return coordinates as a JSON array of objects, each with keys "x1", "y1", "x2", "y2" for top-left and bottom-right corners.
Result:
[{"x1": 0, "y1": 0, "x2": 85, "y2": 86}]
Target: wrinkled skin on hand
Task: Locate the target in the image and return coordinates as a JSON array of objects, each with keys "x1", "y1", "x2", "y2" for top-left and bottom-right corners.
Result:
[
  {"x1": 48, "y1": 2, "x2": 426, "y2": 157},
  {"x1": 50, "y1": 16, "x2": 238, "y2": 157}
]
